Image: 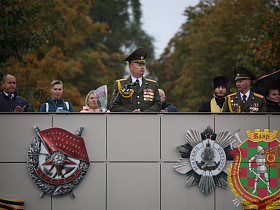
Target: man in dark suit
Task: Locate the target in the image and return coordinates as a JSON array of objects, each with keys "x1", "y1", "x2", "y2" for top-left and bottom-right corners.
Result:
[
  {"x1": 0, "y1": 74, "x2": 31, "y2": 112},
  {"x1": 198, "y1": 76, "x2": 229, "y2": 112},
  {"x1": 159, "y1": 89, "x2": 179, "y2": 112},
  {"x1": 223, "y1": 66, "x2": 266, "y2": 112},
  {"x1": 109, "y1": 47, "x2": 161, "y2": 112}
]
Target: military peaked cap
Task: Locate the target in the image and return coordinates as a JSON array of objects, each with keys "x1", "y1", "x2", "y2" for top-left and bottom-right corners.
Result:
[
  {"x1": 234, "y1": 65, "x2": 256, "y2": 80},
  {"x1": 124, "y1": 47, "x2": 148, "y2": 64}
]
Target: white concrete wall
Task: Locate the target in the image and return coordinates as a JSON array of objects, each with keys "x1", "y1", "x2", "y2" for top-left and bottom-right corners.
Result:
[{"x1": 0, "y1": 113, "x2": 279, "y2": 210}]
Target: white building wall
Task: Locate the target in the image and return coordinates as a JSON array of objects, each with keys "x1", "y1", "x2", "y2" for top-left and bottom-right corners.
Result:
[{"x1": 1, "y1": 113, "x2": 278, "y2": 210}]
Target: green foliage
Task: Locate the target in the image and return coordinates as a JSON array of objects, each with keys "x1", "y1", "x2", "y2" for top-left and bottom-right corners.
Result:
[
  {"x1": 16, "y1": 87, "x2": 43, "y2": 99},
  {"x1": 235, "y1": 1, "x2": 280, "y2": 76},
  {"x1": 0, "y1": 0, "x2": 53, "y2": 66},
  {"x1": 149, "y1": 0, "x2": 279, "y2": 111},
  {"x1": 0, "y1": 0, "x2": 58, "y2": 102},
  {"x1": 1, "y1": 0, "x2": 155, "y2": 112},
  {"x1": 89, "y1": 0, "x2": 155, "y2": 56},
  {"x1": 2, "y1": 0, "x2": 278, "y2": 113}
]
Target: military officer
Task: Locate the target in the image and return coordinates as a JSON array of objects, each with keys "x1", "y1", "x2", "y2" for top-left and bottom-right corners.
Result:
[
  {"x1": 223, "y1": 65, "x2": 266, "y2": 112},
  {"x1": 109, "y1": 47, "x2": 161, "y2": 112}
]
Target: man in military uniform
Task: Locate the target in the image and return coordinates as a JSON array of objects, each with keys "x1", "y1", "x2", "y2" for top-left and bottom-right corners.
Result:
[
  {"x1": 198, "y1": 76, "x2": 229, "y2": 112},
  {"x1": 109, "y1": 47, "x2": 161, "y2": 112},
  {"x1": 223, "y1": 66, "x2": 266, "y2": 112}
]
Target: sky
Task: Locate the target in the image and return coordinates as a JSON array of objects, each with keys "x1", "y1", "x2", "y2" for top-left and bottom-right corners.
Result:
[{"x1": 140, "y1": 0, "x2": 200, "y2": 59}]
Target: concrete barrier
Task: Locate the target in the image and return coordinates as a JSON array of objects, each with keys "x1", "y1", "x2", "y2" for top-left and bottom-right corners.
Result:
[{"x1": 0, "y1": 113, "x2": 278, "y2": 210}]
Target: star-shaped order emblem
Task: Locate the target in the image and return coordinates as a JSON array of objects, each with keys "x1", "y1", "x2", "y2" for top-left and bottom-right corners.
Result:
[
  {"x1": 174, "y1": 126, "x2": 237, "y2": 195},
  {"x1": 42, "y1": 150, "x2": 76, "y2": 178}
]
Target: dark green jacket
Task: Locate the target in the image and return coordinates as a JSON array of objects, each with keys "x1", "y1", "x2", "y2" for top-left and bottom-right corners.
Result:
[
  {"x1": 223, "y1": 91, "x2": 266, "y2": 112},
  {"x1": 110, "y1": 76, "x2": 161, "y2": 112}
]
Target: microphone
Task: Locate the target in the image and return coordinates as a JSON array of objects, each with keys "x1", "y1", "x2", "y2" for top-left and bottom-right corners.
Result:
[{"x1": 124, "y1": 82, "x2": 137, "y2": 87}]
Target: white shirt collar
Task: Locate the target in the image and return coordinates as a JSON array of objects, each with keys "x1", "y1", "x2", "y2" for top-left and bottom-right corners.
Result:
[
  {"x1": 240, "y1": 90, "x2": 250, "y2": 101},
  {"x1": 3, "y1": 91, "x2": 14, "y2": 98},
  {"x1": 131, "y1": 76, "x2": 142, "y2": 86}
]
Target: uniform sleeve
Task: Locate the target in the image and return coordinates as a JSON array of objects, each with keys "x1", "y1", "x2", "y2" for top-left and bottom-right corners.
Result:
[
  {"x1": 222, "y1": 96, "x2": 230, "y2": 112},
  {"x1": 142, "y1": 83, "x2": 161, "y2": 112},
  {"x1": 259, "y1": 97, "x2": 267, "y2": 112},
  {"x1": 40, "y1": 103, "x2": 46, "y2": 112},
  {"x1": 110, "y1": 81, "x2": 133, "y2": 112}
]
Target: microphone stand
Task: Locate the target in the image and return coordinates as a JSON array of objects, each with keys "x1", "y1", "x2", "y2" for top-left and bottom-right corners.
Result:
[{"x1": 107, "y1": 85, "x2": 129, "y2": 111}]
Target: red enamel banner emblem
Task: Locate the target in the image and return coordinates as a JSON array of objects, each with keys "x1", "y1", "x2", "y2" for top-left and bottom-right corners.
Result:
[
  {"x1": 39, "y1": 128, "x2": 89, "y2": 162},
  {"x1": 27, "y1": 126, "x2": 90, "y2": 197}
]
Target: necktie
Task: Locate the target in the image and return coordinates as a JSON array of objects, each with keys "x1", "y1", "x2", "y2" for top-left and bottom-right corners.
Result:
[
  {"x1": 242, "y1": 95, "x2": 246, "y2": 103},
  {"x1": 136, "y1": 79, "x2": 140, "y2": 92},
  {"x1": 8, "y1": 94, "x2": 12, "y2": 100}
]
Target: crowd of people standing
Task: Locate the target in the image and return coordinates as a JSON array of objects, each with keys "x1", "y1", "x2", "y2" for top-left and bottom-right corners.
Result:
[{"x1": 1, "y1": 48, "x2": 279, "y2": 113}]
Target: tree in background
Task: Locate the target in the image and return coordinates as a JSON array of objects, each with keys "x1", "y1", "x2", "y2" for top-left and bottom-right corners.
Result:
[
  {"x1": 236, "y1": 0, "x2": 280, "y2": 76},
  {"x1": 89, "y1": 0, "x2": 154, "y2": 56},
  {"x1": 1, "y1": 0, "x2": 155, "y2": 111},
  {"x1": 0, "y1": 0, "x2": 53, "y2": 101},
  {"x1": 0, "y1": 0, "x2": 50, "y2": 66},
  {"x1": 4, "y1": 0, "x2": 277, "y2": 112},
  {"x1": 2, "y1": 0, "x2": 96, "y2": 111},
  {"x1": 149, "y1": 0, "x2": 280, "y2": 111}
]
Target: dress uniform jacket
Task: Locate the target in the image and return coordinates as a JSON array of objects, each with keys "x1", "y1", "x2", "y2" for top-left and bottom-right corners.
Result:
[
  {"x1": 223, "y1": 91, "x2": 266, "y2": 112},
  {"x1": 110, "y1": 76, "x2": 161, "y2": 112}
]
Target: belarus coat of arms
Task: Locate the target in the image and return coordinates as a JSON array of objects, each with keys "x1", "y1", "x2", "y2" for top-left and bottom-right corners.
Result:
[
  {"x1": 27, "y1": 126, "x2": 90, "y2": 197},
  {"x1": 228, "y1": 129, "x2": 280, "y2": 209}
]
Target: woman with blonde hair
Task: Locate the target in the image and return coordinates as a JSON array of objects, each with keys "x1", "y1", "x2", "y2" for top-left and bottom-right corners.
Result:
[{"x1": 80, "y1": 90, "x2": 100, "y2": 112}]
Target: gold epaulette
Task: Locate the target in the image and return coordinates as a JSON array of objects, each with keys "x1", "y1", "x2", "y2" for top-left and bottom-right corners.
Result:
[
  {"x1": 227, "y1": 93, "x2": 237, "y2": 97},
  {"x1": 253, "y1": 92, "x2": 264, "y2": 98},
  {"x1": 145, "y1": 78, "x2": 156, "y2": 83},
  {"x1": 116, "y1": 78, "x2": 127, "y2": 82}
]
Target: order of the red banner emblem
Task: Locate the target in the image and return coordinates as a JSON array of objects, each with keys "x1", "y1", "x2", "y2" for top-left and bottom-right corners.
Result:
[
  {"x1": 228, "y1": 129, "x2": 280, "y2": 209},
  {"x1": 39, "y1": 128, "x2": 89, "y2": 162},
  {"x1": 27, "y1": 126, "x2": 90, "y2": 197}
]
